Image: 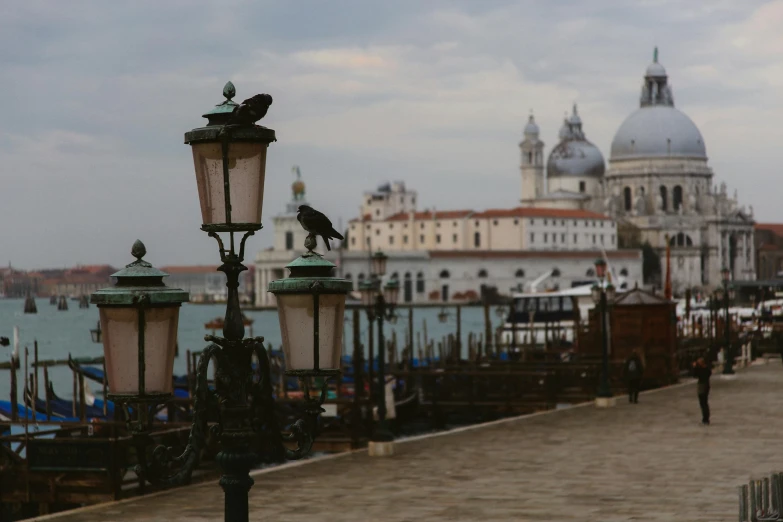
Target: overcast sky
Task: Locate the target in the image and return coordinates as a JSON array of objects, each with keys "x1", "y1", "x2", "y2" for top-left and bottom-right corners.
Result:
[{"x1": 2, "y1": 0, "x2": 780, "y2": 269}]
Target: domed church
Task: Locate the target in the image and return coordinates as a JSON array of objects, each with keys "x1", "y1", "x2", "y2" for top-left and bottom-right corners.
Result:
[{"x1": 521, "y1": 48, "x2": 755, "y2": 292}]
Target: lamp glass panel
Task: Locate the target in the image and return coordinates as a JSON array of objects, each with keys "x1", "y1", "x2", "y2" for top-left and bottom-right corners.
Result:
[
  {"x1": 191, "y1": 142, "x2": 267, "y2": 225},
  {"x1": 277, "y1": 293, "x2": 346, "y2": 370}
]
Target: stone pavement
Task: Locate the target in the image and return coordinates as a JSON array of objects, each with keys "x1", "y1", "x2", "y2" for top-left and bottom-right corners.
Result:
[{"x1": 37, "y1": 361, "x2": 783, "y2": 521}]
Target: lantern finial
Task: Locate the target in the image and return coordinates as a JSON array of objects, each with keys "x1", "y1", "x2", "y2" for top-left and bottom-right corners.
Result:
[
  {"x1": 223, "y1": 81, "x2": 236, "y2": 101},
  {"x1": 304, "y1": 234, "x2": 318, "y2": 254},
  {"x1": 131, "y1": 240, "x2": 146, "y2": 261}
]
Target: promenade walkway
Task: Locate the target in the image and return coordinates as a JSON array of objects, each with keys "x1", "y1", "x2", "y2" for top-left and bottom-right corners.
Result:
[{"x1": 38, "y1": 360, "x2": 783, "y2": 521}]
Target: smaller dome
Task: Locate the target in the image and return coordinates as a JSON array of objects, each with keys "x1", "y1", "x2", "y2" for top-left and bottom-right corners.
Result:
[
  {"x1": 523, "y1": 114, "x2": 539, "y2": 136},
  {"x1": 568, "y1": 104, "x2": 582, "y2": 125},
  {"x1": 646, "y1": 62, "x2": 667, "y2": 77}
]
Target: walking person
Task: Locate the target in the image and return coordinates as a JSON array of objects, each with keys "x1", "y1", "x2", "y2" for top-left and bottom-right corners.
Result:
[
  {"x1": 624, "y1": 349, "x2": 644, "y2": 404},
  {"x1": 692, "y1": 355, "x2": 712, "y2": 425}
]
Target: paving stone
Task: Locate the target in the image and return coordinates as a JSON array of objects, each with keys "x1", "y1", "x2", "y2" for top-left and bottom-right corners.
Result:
[{"x1": 38, "y1": 361, "x2": 783, "y2": 521}]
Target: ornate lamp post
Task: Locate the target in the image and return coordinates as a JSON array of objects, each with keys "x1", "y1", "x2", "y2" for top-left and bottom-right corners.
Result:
[
  {"x1": 91, "y1": 83, "x2": 348, "y2": 522},
  {"x1": 719, "y1": 266, "x2": 735, "y2": 375},
  {"x1": 358, "y1": 249, "x2": 399, "y2": 457},
  {"x1": 591, "y1": 259, "x2": 617, "y2": 408}
]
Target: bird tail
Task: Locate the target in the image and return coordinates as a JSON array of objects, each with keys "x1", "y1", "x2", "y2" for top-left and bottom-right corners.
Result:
[
  {"x1": 322, "y1": 236, "x2": 332, "y2": 251},
  {"x1": 330, "y1": 228, "x2": 344, "y2": 240}
]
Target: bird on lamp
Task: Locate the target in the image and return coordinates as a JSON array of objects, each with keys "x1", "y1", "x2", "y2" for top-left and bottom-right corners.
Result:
[
  {"x1": 297, "y1": 205, "x2": 344, "y2": 251},
  {"x1": 226, "y1": 93, "x2": 273, "y2": 126}
]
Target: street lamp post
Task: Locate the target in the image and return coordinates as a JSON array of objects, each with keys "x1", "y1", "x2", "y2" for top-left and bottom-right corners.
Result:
[
  {"x1": 358, "y1": 250, "x2": 399, "y2": 457},
  {"x1": 91, "y1": 83, "x2": 350, "y2": 522},
  {"x1": 592, "y1": 259, "x2": 617, "y2": 408},
  {"x1": 720, "y1": 266, "x2": 735, "y2": 375}
]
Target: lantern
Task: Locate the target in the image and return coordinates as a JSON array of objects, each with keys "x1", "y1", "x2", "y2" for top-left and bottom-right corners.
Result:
[
  {"x1": 359, "y1": 280, "x2": 379, "y2": 308},
  {"x1": 371, "y1": 251, "x2": 388, "y2": 277},
  {"x1": 90, "y1": 321, "x2": 102, "y2": 344},
  {"x1": 184, "y1": 82, "x2": 276, "y2": 233},
  {"x1": 606, "y1": 284, "x2": 617, "y2": 302},
  {"x1": 721, "y1": 267, "x2": 731, "y2": 283},
  {"x1": 90, "y1": 241, "x2": 189, "y2": 401},
  {"x1": 591, "y1": 285, "x2": 601, "y2": 305},
  {"x1": 438, "y1": 308, "x2": 449, "y2": 323},
  {"x1": 728, "y1": 285, "x2": 736, "y2": 301},
  {"x1": 594, "y1": 258, "x2": 607, "y2": 281},
  {"x1": 268, "y1": 253, "x2": 351, "y2": 376},
  {"x1": 383, "y1": 280, "x2": 400, "y2": 307}
]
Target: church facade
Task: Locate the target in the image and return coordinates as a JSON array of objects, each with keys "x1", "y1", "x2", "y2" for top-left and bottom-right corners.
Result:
[{"x1": 521, "y1": 48, "x2": 755, "y2": 294}]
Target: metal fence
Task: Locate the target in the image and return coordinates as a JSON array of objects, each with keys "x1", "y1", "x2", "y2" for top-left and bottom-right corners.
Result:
[{"x1": 739, "y1": 473, "x2": 783, "y2": 521}]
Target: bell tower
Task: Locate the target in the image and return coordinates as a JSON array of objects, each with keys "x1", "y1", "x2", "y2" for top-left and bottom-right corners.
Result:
[{"x1": 520, "y1": 113, "x2": 545, "y2": 202}]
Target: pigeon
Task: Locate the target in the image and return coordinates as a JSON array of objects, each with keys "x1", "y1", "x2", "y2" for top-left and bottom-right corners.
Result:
[
  {"x1": 226, "y1": 93, "x2": 273, "y2": 126},
  {"x1": 297, "y1": 205, "x2": 344, "y2": 251}
]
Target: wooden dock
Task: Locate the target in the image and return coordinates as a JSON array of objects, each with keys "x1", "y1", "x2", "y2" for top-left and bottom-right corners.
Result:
[{"x1": 28, "y1": 358, "x2": 783, "y2": 521}]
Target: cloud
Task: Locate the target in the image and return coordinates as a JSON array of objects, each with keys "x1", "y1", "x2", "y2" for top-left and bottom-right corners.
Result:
[{"x1": 0, "y1": 0, "x2": 779, "y2": 268}]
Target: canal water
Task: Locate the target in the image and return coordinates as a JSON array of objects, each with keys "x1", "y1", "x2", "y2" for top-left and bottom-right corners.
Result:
[{"x1": 0, "y1": 298, "x2": 504, "y2": 402}]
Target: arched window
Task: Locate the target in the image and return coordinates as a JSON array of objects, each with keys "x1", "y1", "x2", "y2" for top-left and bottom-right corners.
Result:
[
  {"x1": 620, "y1": 268, "x2": 628, "y2": 277},
  {"x1": 673, "y1": 185, "x2": 683, "y2": 211},
  {"x1": 552, "y1": 267, "x2": 561, "y2": 277},
  {"x1": 527, "y1": 151, "x2": 533, "y2": 163},
  {"x1": 623, "y1": 187, "x2": 632, "y2": 211},
  {"x1": 416, "y1": 272, "x2": 425, "y2": 293},
  {"x1": 404, "y1": 272, "x2": 411, "y2": 279},
  {"x1": 586, "y1": 268, "x2": 595, "y2": 277},
  {"x1": 515, "y1": 269, "x2": 525, "y2": 278},
  {"x1": 579, "y1": 181, "x2": 586, "y2": 193},
  {"x1": 660, "y1": 186, "x2": 668, "y2": 211},
  {"x1": 439, "y1": 269, "x2": 450, "y2": 279},
  {"x1": 285, "y1": 231, "x2": 294, "y2": 250},
  {"x1": 477, "y1": 269, "x2": 488, "y2": 278},
  {"x1": 391, "y1": 272, "x2": 399, "y2": 280}
]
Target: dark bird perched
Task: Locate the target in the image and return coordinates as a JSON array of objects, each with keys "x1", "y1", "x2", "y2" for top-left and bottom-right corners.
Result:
[
  {"x1": 227, "y1": 93, "x2": 273, "y2": 126},
  {"x1": 297, "y1": 205, "x2": 344, "y2": 251}
]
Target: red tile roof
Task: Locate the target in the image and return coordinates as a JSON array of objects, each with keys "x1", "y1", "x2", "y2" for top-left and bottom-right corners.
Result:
[
  {"x1": 756, "y1": 223, "x2": 783, "y2": 236},
  {"x1": 472, "y1": 207, "x2": 611, "y2": 220},
  {"x1": 386, "y1": 210, "x2": 473, "y2": 221},
  {"x1": 428, "y1": 250, "x2": 640, "y2": 260}
]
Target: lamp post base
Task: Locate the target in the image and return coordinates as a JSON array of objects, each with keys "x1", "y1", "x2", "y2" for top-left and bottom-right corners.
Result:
[
  {"x1": 595, "y1": 396, "x2": 617, "y2": 408},
  {"x1": 368, "y1": 441, "x2": 396, "y2": 457},
  {"x1": 720, "y1": 373, "x2": 737, "y2": 380}
]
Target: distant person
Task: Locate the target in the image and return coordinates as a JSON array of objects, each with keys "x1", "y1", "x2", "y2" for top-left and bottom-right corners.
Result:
[
  {"x1": 692, "y1": 356, "x2": 712, "y2": 425},
  {"x1": 624, "y1": 349, "x2": 644, "y2": 403}
]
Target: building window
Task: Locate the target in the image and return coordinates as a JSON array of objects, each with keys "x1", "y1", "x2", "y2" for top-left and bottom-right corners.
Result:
[
  {"x1": 474, "y1": 232, "x2": 480, "y2": 247},
  {"x1": 391, "y1": 272, "x2": 399, "y2": 280},
  {"x1": 561, "y1": 220, "x2": 565, "y2": 226},
  {"x1": 403, "y1": 223, "x2": 408, "y2": 228},
  {"x1": 552, "y1": 234, "x2": 556, "y2": 244},
  {"x1": 544, "y1": 233, "x2": 548, "y2": 243},
  {"x1": 366, "y1": 224, "x2": 370, "y2": 230},
  {"x1": 389, "y1": 223, "x2": 394, "y2": 229},
  {"x1": 620, "y1": 268, "x2": 629, "y2": 276},
  {"x1": 420, "y1": 223, "x2": 424, "y2": 229},
  {"x1": 579, "y1": 181, "x2": 586, "y2": 193},
  {"x1": 600, "y1": 235, "x2": 604, "y2": 245},
  {"x1": 552, "y1": 268, "x2": 561, "y2": 277},
  {"x1": 376, "y1": 229, "x2": 380, "y2": 236},
  {"x1": 544, "y1": 219, "x2": 548, "y2": 225},
  {"x1": 530, "y1": 219, "x2": 535, "y2": 225},
  {"x1": 600, "y1": 221, "x2": 604, "y2": 228},
  {"x1": 660, "y1": 186, "x2": 668, "y2": 211},
  {"x1": 453, "y1": 221, "x2": 457, "y2": 226},
  {"x1": 351, "y1": 237, "x2": 356, "y2": 246},
  {"x1": 345, "y1": 273, "x2": 353, "y2": 290},
  {"x1": 515, "y1": 269, "x2": 525, "y2": 278},
  {"x1": 412, "y1": 197, "x2": 416, "y2": 205},
  {"x1": 403, "y1": 235, "x2": 409, "y2": 244},
  {"x1": 573, "y1": 233, "x2": 577, "y2": 243},
  {"x1": 285, "y1": 231, "x2": 294, "y2": 250},
  {"x1": 673, "y1": 185, "x2": 683, "y2": 211},
  {"x1": 452, "y1": 234, "x2": 458, "y2": 243},
  {"x1": 514, "y1": 219, "x2": 519, "y2": 225},
  {"x1": 375, "y1": 209, "x2": 380, "y2": 216},
  {"x1": 475, "y1": 220, "x2": 479, "y2": 226},
  {"x1": 436, "y1": 222, "x2": 441, "y2": 228},
  {"x1": 436, "y1": 234, "x2": 441, "y2": 244},
  {"x1": 593, "y1": 221, "x2": 596, "y2": 227},
  {"x1": 493, "y1": 220, "x2": 498, "y2": 226},
  {"x1": 530, "y1": 233, "x2": 535, "y2": 243},
  {"x1": 366, "y1": 238, "x2": 370, "y2": 246},
  {"x1": 389, "y1": 236, "x2": 394, "y2": 245},
  {"x1": 586, "y1": 268, "x2": 595, "y2": 277},
  {"x1": 611, "y1": 234, "x2": 615, "y2": 244},
  {"x1": 419, "y1": 234, "x2": 424, "y2": 243},
  {"x1": 573, "y1": 220, "x2": 577, "y2": 226},
  {"x1": 561, "y1": 233, "x2": 566, "y2": 242},
  {"x1": 416, "y1": 272, "x2": 425, "y2": 293},
  {"x1": 477, "y1": 269, "x2": 488, "y2": 278},
  {"x1": 439, "y1": 270, "x2": 450, "y2": 278},
  {"x1": 592, "y1": 234, "x2": 596, "y2": 244},
  {"x1": 624, "y1": 187, "x2": 632, "y2": 211}
]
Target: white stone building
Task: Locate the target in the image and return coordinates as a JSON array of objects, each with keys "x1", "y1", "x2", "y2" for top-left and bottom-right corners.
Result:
[{"x1": 522, "y1": 48, "x2": 755, "y2": 293}]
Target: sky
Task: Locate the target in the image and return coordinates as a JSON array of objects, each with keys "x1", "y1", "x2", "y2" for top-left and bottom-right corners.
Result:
[{"x1": 2, "y1": 0, "x2": 782, "y2": 269}]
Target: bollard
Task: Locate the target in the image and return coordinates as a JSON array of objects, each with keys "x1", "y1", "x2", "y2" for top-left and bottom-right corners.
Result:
[
  {"x1": 750, "y1": 480, "x2": 757, "y2": 522},
  {"x1": 771, "y1": 475, "x2": 779, "y2": 513},
  {"x1": 737, "y1": 484, "x2": 748, "y2": 522}
]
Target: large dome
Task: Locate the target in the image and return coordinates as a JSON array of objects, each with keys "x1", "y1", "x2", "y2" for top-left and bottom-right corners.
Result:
[
  {"x1": 610, "y1": 49, "x2": 707, "y2": 161},
  {"x1": 547, "y1": 105, "x2": 605, "y2": 178},
  {"x1": 610, "y1": 106, "x2": 706, "y2": 160}
]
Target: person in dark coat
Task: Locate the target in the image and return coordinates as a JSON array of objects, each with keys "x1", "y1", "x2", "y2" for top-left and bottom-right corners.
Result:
[
  {"x1": 692, "y1": 355, "x2": 712, "y2": 425},
  {"x1": 624, "y1": 349, "x2": 644, "y2": 404}
]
